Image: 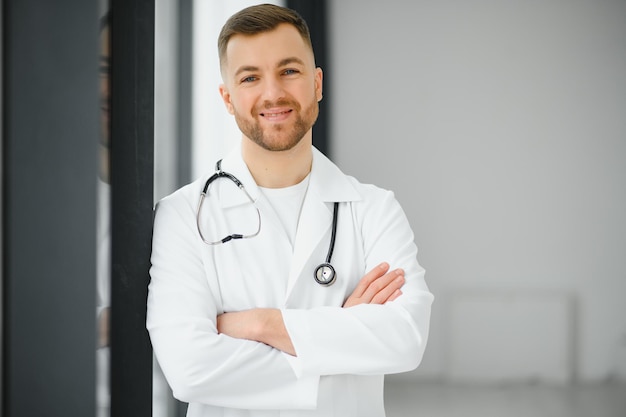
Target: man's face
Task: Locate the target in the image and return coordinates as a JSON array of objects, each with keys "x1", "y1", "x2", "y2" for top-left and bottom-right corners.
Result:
[{"x1": 219, "y1": 24, "x2": 323, "y2": 152}]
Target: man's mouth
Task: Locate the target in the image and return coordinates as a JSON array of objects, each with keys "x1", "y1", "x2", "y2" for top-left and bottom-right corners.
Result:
[
  {"x1": 260, "y1": 109, "x2": 293, "y2": 121},
  {"x1": 261, "y1": 109, "x2": 292, "y2": 117}
]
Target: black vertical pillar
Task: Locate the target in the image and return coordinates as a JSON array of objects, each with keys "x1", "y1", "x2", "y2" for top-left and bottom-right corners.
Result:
[
  {"x1": 2, "y1": 1, "x2": 99, "y2": 416},
  {"x1": 287, "y1": 0, "x2": 330, "y2": 157},
  {"x1": 109, "y1": 0, "x2": 154, "y2": 416}
]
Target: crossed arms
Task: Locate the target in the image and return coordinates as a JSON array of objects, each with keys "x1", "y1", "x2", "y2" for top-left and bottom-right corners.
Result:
[{"x1": 217, "y1": 262, "x2": 406, "y2": 355}]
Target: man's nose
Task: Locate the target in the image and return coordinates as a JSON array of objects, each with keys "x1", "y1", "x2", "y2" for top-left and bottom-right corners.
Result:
[{"x1": 260, "y1": 77, "x2": 286, "y2": 102}]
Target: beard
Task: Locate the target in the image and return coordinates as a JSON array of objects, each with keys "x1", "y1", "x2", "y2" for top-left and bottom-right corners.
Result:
[{"x1": 233, "y1": 96, "x2": 319, "y2": 152}]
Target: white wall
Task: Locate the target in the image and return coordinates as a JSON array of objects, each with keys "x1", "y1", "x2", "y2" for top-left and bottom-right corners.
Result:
[{"x1": 329, "y1": 0, "x2": 626, "y2": 383}]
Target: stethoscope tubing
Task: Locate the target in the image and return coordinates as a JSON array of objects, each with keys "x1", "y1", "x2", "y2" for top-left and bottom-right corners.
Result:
[
  {"x1": 325, "y1": 202, "x2": 339, "y2": 264},
  {"x1": 196, "y1": 161, "x2": 261, "y2": 245},
  {"x1": 197, "y1": 160, "x2": 338, "y2": 286}
]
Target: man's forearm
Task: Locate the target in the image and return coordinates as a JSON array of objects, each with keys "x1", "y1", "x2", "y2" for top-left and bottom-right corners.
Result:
[{"x1": 217, "y1": 308, "x2": 296, "y2": 356}]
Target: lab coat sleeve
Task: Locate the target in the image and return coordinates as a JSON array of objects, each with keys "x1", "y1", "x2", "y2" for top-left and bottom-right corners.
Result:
[
  {"x1": 281, "y1": 188, "x2": 434, "y2": 377},
  {"x1": 146, "y1": 196, "x2": 319, "y2": 409}
]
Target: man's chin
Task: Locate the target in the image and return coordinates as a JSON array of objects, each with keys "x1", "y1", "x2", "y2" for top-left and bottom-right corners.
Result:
[
  {"x1": 254, "y1": 139, "x2": 301, "y2": 152},
  {"x1": 248, "y1": 131, "x2": 307, "y2": 152}
]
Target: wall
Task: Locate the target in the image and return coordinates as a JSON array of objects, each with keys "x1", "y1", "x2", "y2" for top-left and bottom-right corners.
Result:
[
  {"x1": 329, "y1": 0, "x2": 626, "y2": 383},
  {"x1": 3, "y1": 0, "x2": 99, "y2": 414}
]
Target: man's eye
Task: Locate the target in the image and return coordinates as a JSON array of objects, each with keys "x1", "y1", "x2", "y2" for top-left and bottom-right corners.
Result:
[
  {"x1": 283, "y1": 69, "x2": 299, "y2": 75},
  {"x1": 241, "y1": 76, "x2": 257, "y2": 83}
]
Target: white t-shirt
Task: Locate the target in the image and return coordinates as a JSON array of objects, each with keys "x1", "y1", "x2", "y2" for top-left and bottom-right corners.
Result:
[{"x1": 259, "y1": 174, "x2": 311, "y2": 249}]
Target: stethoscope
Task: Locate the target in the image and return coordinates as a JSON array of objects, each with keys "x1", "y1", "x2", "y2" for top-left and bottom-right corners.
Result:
[{"x1": 196, "y1": 160, "x2": 338, "y2": 286}]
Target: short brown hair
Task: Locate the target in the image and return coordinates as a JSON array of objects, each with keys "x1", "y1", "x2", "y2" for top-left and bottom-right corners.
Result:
[{"x1": 218, "y1": 4, "x2": 313, "y2": 69}]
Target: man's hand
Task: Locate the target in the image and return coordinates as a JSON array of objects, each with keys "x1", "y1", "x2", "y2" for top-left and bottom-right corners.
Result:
[{"x1": 343, "y1": 262, "x2": 405, "y2": 308}]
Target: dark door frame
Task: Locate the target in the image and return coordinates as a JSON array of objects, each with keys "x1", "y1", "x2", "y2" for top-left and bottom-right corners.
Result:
[{"x1": 109, "y1": 0, "x2": 154, "y2": 416}]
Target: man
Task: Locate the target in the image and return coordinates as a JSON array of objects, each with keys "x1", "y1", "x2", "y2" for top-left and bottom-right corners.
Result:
[{"x1": 147, "y1": 4, "x2": 433, "y2": 416}]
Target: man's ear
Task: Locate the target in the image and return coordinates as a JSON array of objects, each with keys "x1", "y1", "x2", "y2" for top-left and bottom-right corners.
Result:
[
  {"x1": 315, "y1": 67, "x2": 323, "y2": 102},
  {"x1": 219, "y1": 84, "x2": 235, "y2": 115}
]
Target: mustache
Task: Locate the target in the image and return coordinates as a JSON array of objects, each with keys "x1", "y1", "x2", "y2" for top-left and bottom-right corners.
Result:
[{"x1": 255, "y1": 99, "x2": 300, "y2": 112}]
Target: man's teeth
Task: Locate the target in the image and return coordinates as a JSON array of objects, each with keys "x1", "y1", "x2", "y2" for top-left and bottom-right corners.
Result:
[{"x1": 264, "y1": 110, "x2": 289, "y2": 117}]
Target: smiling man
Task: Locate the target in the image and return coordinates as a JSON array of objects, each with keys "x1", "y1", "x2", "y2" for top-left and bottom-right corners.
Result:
[
  {"x1": 147, "y1": 4, "x2": 433, "y2": 417},
  {"x1": 220, "y1": 25, "x2": 321, "y2": 154}
]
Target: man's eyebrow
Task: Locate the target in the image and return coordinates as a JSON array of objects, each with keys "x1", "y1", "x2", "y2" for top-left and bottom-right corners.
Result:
[
  {"x1": 234, "y1": 65, "x2": 259, "y2": 77},
  {"x1": 277, "y1": 57, "x2": 305, "y2": 67}
]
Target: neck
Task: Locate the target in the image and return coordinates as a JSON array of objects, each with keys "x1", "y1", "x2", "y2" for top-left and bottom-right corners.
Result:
[{"x1": 242, "y1": 136, "x2": 313, "y2": 189}]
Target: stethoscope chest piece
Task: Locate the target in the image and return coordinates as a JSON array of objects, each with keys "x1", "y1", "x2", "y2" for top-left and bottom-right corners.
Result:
[
  {"x1": 314, "y1": 263, "x2": 336, "y2": 286},
  {"x1": 313, "y1": 202, "x2": 340, "y2": 286}
]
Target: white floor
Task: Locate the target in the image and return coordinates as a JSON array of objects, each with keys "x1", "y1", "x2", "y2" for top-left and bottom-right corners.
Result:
[{"x1": 384, "y1": 381, "x2": 626, "y2": 417}]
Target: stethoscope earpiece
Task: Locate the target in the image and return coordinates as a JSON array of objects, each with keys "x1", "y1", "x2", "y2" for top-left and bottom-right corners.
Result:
[{"x1": 314, "y1": 263, "x2": 336, "y2": 286}]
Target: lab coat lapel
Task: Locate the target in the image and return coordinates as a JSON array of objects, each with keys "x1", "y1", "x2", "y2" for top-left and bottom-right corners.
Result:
[
  {"x1": 286, "y1": 185, "x2": 332, "y2": 297},
  {"x1": 285, "y1": 149, "x2": 361, "y2": 298}
]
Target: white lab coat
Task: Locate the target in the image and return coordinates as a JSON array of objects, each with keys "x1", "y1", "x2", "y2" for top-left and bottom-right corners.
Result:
[{"x1": 147, "y1": 145, "x2": 433, "y2": 417}]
